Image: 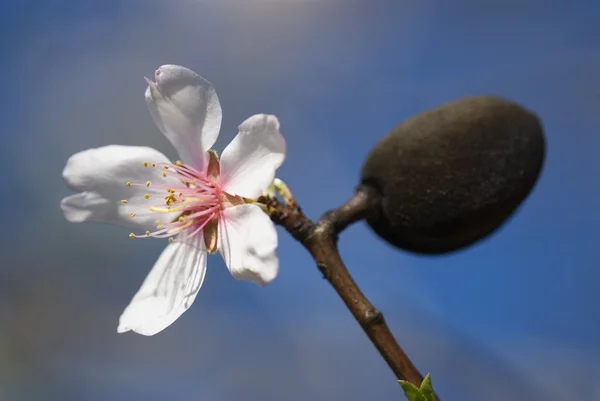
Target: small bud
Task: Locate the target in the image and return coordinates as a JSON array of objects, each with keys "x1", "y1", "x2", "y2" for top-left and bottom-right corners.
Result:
[{"x1": 360, "y1": 96, "x2": 545, "y2": 254}]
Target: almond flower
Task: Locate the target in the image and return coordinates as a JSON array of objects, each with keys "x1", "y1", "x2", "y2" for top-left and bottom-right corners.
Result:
[{"x1": 60, "y1": 65, "x2": 286, "y2": 336}]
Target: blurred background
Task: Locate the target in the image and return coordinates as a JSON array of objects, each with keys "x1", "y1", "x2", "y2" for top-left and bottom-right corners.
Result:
[{"x1": 1, "y1": 0, "x2": 599, "y2": 400}]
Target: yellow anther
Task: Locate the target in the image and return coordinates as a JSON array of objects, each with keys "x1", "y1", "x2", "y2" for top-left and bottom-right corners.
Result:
[
  {"x1": 179, "y1": 216, "x2": 185, "y2": 222},
  {"x1": 143, "y1": 162, "x2": 149, "y2": 167},
  {"x1": 151, "y1": 163, "x2": 156, "y2": 167},
  {"x1": 163, "y1": 165, "x2": 169, "y2": 170},
  {"x1": 129, "y1": 233, "x2": 136, "y2": 238},
  {"x1": 162, "y1": 171, "x2": 167, "y2": 177},
  {"x1": 129, "y1": 212, "x2": 136, "y2": 217},
  {"x1": 168, "y1": 237, "x2": 174, "y2": 243},
  {"x1": 126, "y1": 182, "x2": 131, "y2": 187},
  {"x1": 180, "y1": 179, "x2": 187, "y2": 185},
  {"x1": 145, "y1": 230, "x2": 151, "y2": 236},
  {"x1": 144, "y1": 194, "x2": 150, "y2": 199},
  {"x1": 157, "y1": 224, "x2": 164, "y2": 229},
  {"x1": 176, "y1": 160, "x2": 183, "y2": 166},
  {"x1": 146, "y1": 181, "x2": 151, "y2": 187},
  {"x1": 121, "y1": 200, "x2": 128, "y2": 204}
]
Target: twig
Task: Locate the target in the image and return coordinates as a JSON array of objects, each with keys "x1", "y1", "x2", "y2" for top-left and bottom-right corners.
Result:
[{"x1": 260, "y1": 187, "x2": 436, "y2": 398}]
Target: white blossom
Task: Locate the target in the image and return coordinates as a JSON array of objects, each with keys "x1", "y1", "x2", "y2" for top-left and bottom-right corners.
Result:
[{"x1": 61, "y1": 65, "x2": 286, "y2": 335}]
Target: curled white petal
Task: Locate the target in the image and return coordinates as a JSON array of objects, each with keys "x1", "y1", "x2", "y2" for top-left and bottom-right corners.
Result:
[
  {"x1": 145, "y1": 64, "x2": 222, "y2": 172},
  {"x1": 118, "y1": 236, "x2": 207, "y2": 336},
  {"x1": 220, "y1": 114, "x2": 286, "y2": 199},
  {"x1": 218, "y1": 204, "x2": 279, "y2": 286},
  {"x1": 61, "y1": 145, "x2": 179, "y2": 229},
  {"x1": 61, "y1": 191, "x2": 112, "y2": 223}
]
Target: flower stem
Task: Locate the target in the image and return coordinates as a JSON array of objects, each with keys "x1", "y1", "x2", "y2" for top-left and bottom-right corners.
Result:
[{"x1": 260, "y1": 186, "x2": 438, "y2": 400}]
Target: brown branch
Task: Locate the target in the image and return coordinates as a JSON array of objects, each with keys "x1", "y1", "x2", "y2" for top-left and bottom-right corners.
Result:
[{"x1": 261, "y1": 188, "x2": 437, "y2": 398}]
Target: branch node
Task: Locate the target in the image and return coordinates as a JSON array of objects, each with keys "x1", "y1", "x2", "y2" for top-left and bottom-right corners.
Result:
[
  {"x1": 364, "y1": 308, "x2": 385, "y2": 327},
  {"x1": 316, "y1": 261, "x2": 329, "y2": 279}
]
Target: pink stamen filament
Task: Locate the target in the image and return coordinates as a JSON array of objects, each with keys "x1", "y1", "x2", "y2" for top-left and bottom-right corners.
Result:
[
  {"x1": 160, "y1": 163, "x2": 215, "y2": 190},
  {"x1": 126, "y1": 160, "x2": 223, "y2": 241},
  {"x1": 179, "y1": 212, "x2": 216, "y2": 240}
]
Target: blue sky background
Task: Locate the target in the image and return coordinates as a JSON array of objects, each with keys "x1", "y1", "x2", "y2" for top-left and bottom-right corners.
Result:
[{"x1": 1, "y1": 1, "x2": 598, "y2": 400}]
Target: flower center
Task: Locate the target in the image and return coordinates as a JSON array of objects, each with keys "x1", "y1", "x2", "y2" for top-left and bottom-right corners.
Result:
[{"x1": 125, "y1": 158, "x2": 225, "y2": 246}]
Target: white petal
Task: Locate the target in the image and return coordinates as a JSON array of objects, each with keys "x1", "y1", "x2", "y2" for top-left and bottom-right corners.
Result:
[
  {"x1": 145, "y1": 64, "x2": 222, "y2": 172},
  {"x1": 61, "y1": 145, "x2": 180, "y2": 229},
  {"x1": 218, "y1": 204, "x2": 279, "y2": 286},
  {"x1": 61, "y1": 191, "x2": 112, "y2": 223},
  {"x1": 219, "y1": 114, "x2": 286, "y2": 199},
  {"x1": 117, "y1": 236, "x2": 207, "y2": 336}
]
